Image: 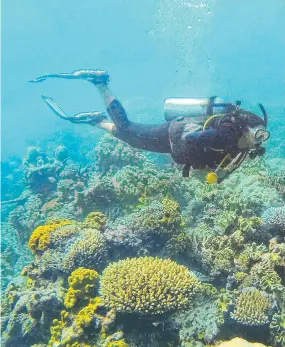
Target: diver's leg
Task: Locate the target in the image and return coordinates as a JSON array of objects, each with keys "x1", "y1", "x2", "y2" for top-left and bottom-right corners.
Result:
[
  {"x1": 93, "y1": 84, "x2": 171, "y2": 152},
  {"x1": 95, "y1": 84, "x2": 130, "y2": 130}
]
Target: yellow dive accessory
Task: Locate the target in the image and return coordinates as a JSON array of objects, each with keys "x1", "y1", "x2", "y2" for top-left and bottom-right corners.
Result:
[
  {"x1": 206, "y1": 172, "x2": 218, "y2": 184},
  {"x1": 206, "y1": 153, "x2": 232, "y2": 184}
]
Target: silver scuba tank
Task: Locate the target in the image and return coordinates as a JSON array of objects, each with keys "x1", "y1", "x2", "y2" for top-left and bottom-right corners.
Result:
[{"x1": 164, "y1": 97, "x2": 228, "y2": 122}]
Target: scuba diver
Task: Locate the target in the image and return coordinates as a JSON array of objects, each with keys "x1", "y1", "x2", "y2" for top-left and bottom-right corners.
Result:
[{"x1": 29, "y1": 69, "x2": 270, "y2": 183}]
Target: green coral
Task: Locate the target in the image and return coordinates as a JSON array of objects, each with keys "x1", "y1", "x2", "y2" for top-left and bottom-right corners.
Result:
[
  {"x1": 100, "y1": 257, "x2": 202, "y2": 315},
  {"x1": 270, "y1": 313, "x2": 285, "y2": 347},
  {"x1": 82, "y1": 211, "x2": 107, "y2": 230},
  {"x1": 230, "y1": 288, "x2": 271, "y2": 326}
]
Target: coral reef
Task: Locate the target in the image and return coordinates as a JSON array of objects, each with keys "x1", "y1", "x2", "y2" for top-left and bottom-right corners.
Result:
[{"x1": 1, "y1": 133, "x2": 285, "y2": 347}]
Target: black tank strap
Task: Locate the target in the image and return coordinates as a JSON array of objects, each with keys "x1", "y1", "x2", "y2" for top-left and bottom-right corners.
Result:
[{"x1": 182, "y1": 164, "x2": 191, "y2": 177}]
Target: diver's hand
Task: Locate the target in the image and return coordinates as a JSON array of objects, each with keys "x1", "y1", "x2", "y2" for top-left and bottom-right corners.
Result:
[
  {"x1": 41, "y1": 96, "x2": 107, "y2": 124},
  {"x1": 29, "y1": 69, "x2": 109, "y2": 84}
]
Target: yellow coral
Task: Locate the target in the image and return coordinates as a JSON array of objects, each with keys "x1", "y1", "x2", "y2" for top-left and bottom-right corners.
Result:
[
  {"x1": 75, "y1": 297, "x2": 103, "y2": 330},
  {"x1": 100, "y1": 256, "x2": 201, "y2": 315},
  {"x1": 106, "y1": 341, "x2": 129, "y2": 347},
  {"x1": 217, "y1": 337, "x2": 268, "y2": 347},
  {"x1": 49, "y1": 310, "x2": 69, "y2": 345},
  {"x1": 28, "y1": 220, "x2": 73, "y2": 254},
  {"x1": 65, "y1": 268, "x2": 99, "y2": 308}
]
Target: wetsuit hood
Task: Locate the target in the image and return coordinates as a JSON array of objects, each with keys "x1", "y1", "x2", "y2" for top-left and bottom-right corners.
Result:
[{"x1": 236, "y1": 109, "x2": 266, "y2": 128}]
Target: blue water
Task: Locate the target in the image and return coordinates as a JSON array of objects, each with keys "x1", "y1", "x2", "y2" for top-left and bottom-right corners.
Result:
[
  {"x1": 1, "y1": 1, "x2": 285, "y2": 347},
  {"x1": 2, "y1": 0, "x2": 285, "y2": 159}
]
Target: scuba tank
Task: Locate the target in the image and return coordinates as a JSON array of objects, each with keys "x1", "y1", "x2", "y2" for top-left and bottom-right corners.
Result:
[{"x1": 164, "y1": 96, "x2": 233, "y2": 122}]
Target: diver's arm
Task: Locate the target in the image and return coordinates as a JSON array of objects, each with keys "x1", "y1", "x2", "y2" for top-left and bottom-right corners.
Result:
[
  {"x1": 184, "y1": 129, "x2": 220, "y2": 150},
  {"x1": 185, "y1": 128, "x2": 236, "y2": 152}
]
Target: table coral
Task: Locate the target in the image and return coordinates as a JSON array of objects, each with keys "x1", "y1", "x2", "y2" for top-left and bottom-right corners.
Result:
[{"x1": 100, "y1": 257, "x2": 202, "y2": 315}]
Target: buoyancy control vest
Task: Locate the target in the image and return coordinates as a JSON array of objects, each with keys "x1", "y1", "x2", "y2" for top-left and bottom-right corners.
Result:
[{"x1": 165, "y1": 97, "x2": 268, "y2": 180}]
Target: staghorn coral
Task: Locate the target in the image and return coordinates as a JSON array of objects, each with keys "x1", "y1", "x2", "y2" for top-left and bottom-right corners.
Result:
[
  {"x1": 82, "y1": 173, "x2": 117, "y2": 213},
  {"x1": 63, "y1": 228, "x2": 108, "y2": 272},
  {"x1": 100, "y1": 257, "x2": 202, "y2": 315},
  {"x1": 230, "y1": 288, "x2": 272, "y2": 326},
  {"x1": 28, "y1": 220, "x2": 73, "y2": 254},
  {"x1": 64, "y1": 268, "x2": 100, "y2": 309}
]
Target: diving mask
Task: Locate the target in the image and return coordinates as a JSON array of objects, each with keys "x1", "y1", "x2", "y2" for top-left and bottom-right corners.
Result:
[{"x1": 255, "y1": 128, "x2": 270, "y2": 143}]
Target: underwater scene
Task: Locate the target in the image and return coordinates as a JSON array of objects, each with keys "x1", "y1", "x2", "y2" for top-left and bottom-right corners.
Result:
[{"x1": 1, "y1": 0, "x2": 285, "y2": 346}]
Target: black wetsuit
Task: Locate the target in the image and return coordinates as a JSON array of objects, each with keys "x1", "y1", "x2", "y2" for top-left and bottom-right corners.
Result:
[{"x1": 107, "y1": 99, "x2": 252, "y2": 171}]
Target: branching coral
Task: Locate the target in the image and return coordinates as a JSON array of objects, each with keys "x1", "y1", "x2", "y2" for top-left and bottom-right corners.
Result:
[
  {"x1": 100, "y1": 257, "x2": 202, "y2": 315},
  {"x1": 230, "y1": 288, "x2": 272, "y2": 326},
  {"x1": 63, "y1": 229, "x2": 108, "y2": 271}
]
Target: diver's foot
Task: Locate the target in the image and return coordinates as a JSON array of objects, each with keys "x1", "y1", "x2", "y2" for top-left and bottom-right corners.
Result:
[
  {"x1": 29, "y1": 69, "x2": 110, "y2": 84},
  {"x1": 72, "y1": 69, "x2": 110, "y2": 84}
]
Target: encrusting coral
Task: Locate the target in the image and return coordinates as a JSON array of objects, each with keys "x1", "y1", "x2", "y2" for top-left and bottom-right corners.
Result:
[
  {"x1": 28, "y1": 220, "x2": 73, "y2": 254},
  {"x1": 64, "y1": 267, "x2": 100, "y2": 309},
  {"x1": 100, "y1": 256, "x2": 202, "y2": 315}
]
